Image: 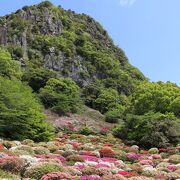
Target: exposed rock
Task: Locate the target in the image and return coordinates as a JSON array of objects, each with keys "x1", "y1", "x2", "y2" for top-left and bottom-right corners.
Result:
[{"x1": 0, "y1": 25, "x2": 7, "y2": 45}]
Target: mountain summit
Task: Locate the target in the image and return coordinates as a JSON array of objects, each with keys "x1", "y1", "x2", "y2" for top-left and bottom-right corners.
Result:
[{"x1": 0, "y1": 1, "x2": 146, "y2": 95}]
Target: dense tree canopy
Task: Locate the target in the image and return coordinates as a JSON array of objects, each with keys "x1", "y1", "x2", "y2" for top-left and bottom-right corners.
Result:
[
  {"x1": 39, "y1": 78, "x2": 82, "y2": 115},
  {"x1": 0, "y1": 48, "x2": 22, "y2": 79},
  {"x1": 128, "y1": 81, "x2": 180, "y2": 117},
  {"x1": 113, "y1": 112, "x2": 180, "y2": 148},
  {"x1": 114, "y1": 81, "x2": 180, "y2": 148},
  {"x1": 0, "y1": 77, "x2": 54, "y2": 141}
]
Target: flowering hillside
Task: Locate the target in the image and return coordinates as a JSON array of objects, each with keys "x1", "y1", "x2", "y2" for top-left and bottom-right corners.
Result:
[{"x1": 0, "y1": 133, "x2": 179, "y2": 179}]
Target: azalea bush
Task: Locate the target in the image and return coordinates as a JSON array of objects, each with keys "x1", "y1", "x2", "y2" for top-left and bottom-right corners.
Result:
[
  {"x1": 23, "y1": 163, "x2": 64, "y2": 179},
  {"x1": 0, "y1": 157, "x2": 25, "y2": 174},
  {"x1": 99, "y1": 147, "x2": 114, "y2": 158},
  {"x1": 41, "y1": 172, "x2": 74, "y2": 180},
  {"x1": 66, "y1": 154, "x2": 85, "y2": 162}
]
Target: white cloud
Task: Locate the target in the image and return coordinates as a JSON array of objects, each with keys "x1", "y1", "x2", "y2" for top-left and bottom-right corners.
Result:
[{"x1": 119, "y1": 0, "x2": 137, "y2": 7}]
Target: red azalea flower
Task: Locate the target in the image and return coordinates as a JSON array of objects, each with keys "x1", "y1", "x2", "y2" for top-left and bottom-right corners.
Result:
[
  {"x1": 118, "y1": 170, "x2": 136, "y2": 177},
  {"x1": 159, "y1": 148, "x2": 168, "y2": 152},
  {"x1": 0, "y1": 144, "x2": 4, "y2": 150},
  {"x1": 99, "y1": 147, "x2": 114, "y2": 158}
]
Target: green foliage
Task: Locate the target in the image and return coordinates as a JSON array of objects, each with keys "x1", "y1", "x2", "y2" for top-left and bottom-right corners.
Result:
[
  {"x1": 39, "y1": 78, "x2": 81, "y2": 115},
  {"x1": 0, "y1": 48, "x2": 22, "y2": 79},
  {"x1": 22, "y1": 61, "x2": 57, "y2": 92},
  {"x1": 38, "y1": 1, "x2": 53, "y2": 9},
  {"x1": 105, "y1": 106, "x2": 125, "y2": 123},
  {"x1": 0, "y1": 169, "x2": 19, "y2": 179},
  {"x1": 79, "y1": 127, "x2": 93, "y2": 135},
  {"x1": 128, "y1": 81, "x2": 180, "y2": 116},
  {"x1": 94, "y1": 88, "x2": 121, "y2": 113},
  {"x1": 113, "y1": 112, "x2": 180, "y2": 148},
  {"x1": 3, "y1": 2, "x2": 147, "y2": 104},
  {"x1": 82, "y1": 83, "x2": 103, "y2": 108},
  {"x1": 0, "y1": 77, "x2": 54, "y2": 141},
  {"x1": 24, "y1": 163, "x2": 64, "y2": 179},
  {"x1": 169, "y1": 96, "x2": 180, "y2": 117}
]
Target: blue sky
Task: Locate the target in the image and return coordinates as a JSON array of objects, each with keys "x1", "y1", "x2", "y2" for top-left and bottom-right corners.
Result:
[{"x1": 0, "y1": 0, "x2": 180, "y2": 85}]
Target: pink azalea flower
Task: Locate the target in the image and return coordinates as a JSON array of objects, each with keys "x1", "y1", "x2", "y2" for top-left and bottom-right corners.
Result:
[
  {"x1": 126, "y1": 152, "x2": 140, "y2": 160},
  {"x1": 152, "y1": 154, "x2": 161, "y2": 159},
  {"x1": 101, "y1": 157, "x2": 117, "y2": 163},
  {"x1": 167, "y1": 164, "x2": 177, "y2": 171},
  {"x1": 81, "y1": 155, "x2": 99, "y2": 162},
  {"x1": 139, "y1": 159, "x2": 153, "y2": 165},
  {"x1": 74, "y1": 164, "x2": 86, "y2": 169},
  {"x1": 79, "y1": 175, "x2": 102, "y2": 180},
  {"x1": 95, "y1": 163, "x2": 110, "y2": 168}
]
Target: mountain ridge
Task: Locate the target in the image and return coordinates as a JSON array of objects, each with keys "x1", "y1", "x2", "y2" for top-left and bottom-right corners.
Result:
[{"x1": 0, "y1": 1, "x2": 146, "y2": 96}]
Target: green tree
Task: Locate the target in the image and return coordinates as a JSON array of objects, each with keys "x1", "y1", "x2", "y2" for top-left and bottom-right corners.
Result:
[
  {"x1": 39, "y1": 78, "x2": 81, "y2": 115},
  {"x1": 113, "y1": 112, "x2": 180, "y2": 148},
  {"x1": 169, "y1": 96, "x2": 180, "y2": 117},
  {"x1": 128, "y1": 81, "x2": 180, "y2": 116},
  {"x1": 0, "y1": 77, "x2": 54, "y2": 141},
  {"x1": 105, "y1": 105, "x2": 125, "y2": 123},
  {"x1": 94, "y1": 88, "x2": 120, "y2": 113},
  {"x1": 22, "y1": 63, "x2": 57, "y2": 92},
  {"x1": 0, "y1": 48, "x2": 22, "y2": 79}
]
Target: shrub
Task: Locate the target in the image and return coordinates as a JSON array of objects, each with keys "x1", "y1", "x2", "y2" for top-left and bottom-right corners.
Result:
[
  {"x1": 105, "y1": 106, "x2": 124, "y2": 123},
  {"x1": 66, "y1": 154, "x2": 85, "y2": 162},
  {"x1": 0, "y1": 169, "x2": 20, "y2": 179},
  {"x1": 33, "y1": 146, "x2": 50, "y2": 155},
  {"x1": 95, "y1": 168, "x2": 112, "y2": 176},
  {"x1": 12, "y1": 145, "x2": 35, "y2": 155},
  {"x1": 66, "y1": 167, "x2": 82, "y2": 176},
  {"x1": 0, "y1": 157, "x2": 26, "y2": 174},
  {"x1": 148, "y1": 148, "x2": 159, "y2": 154},
  {"x1": 39, "y1": 78, "x2": 81, "y2": 115},
  {"x1": 113, "y1": 112, "x2": 180, "y2": 148},
  {"x1": 102, "y1": 174, "x2": 127, "y2": 180},
  {"x1": 79, "y1": 127, "x2": 93, "y2": 135},
  {"x1": 38, "y1": 1, "x2": 53, "y2": 9},
  {"x1": 169, "y1": 155, "x2": 180, "y2": 164},
  {"x1": 23, "y1": 162, "x2": 64, "y2": 179},
  {"x1": 41, "y1": 172, "x2": 74, "y2": 180},
  {"x1": 94, "y1": 88, "x2": 120, "y2": 114},
  {"x1": 61, "y1": 150, "x2": 74, "y2": 158},
  {"x1": 22, "y1": 63, "x2": 57, "y2": 92},
  {"x1": 80, "y1": 175, "x2": 102, "y2": 180},
  {"x1": 99, "y1": 147, "x2": 114, "y2": 157},
  {"x1": 81, "y1": 167, "x2": 97, "y2": 176}
]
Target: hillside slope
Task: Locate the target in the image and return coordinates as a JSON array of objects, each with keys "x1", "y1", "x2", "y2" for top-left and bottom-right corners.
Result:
[{"x1": 0, "y1": 1, "x2": 146, "y2": 96}]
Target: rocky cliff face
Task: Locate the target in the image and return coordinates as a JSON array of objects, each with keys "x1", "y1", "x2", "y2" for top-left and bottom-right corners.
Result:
[
  {"x1": 0, "y1": 25, "x2": 7, "y2": 45},
  {"x1": 0, "y1": 1, "x2": 146, "y2": 94}
]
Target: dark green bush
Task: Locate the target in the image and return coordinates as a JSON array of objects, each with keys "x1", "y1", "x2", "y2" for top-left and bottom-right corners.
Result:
[
  {"x1": 24, "y1": 163, "x2": 64, "y2": 179},
  {"x1": 113, "y1": 112, "x2": 180, "y2": 148},
  {"x1": 105, "y1": 106, "x2": 125, "y2": 123},
  {"x1": 22, "y1": 63, "x2": 57, "y2": 92},
  {"x1": 94, "y1": 88, "x2": 120, "y2": 113},
  {"x1": 39, "y1": 78, "x2": 82, "y2": 115},
  {"x1": 79, "y1": 127, "x2": 93, "y2": 135},
  {"x1": 38, "y1": 1, "x2": 53, "y2": 9}
]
